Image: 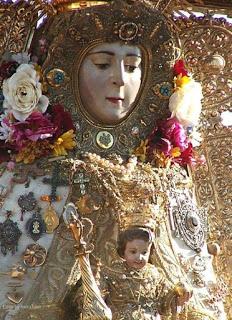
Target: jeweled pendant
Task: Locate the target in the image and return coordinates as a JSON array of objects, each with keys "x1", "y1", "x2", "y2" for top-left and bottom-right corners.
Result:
[
  {"x1": 43, "y1": 205, "x2": 59, "y2": 233},
  {"x1": 0, "y1": 217, "x2": 22, "y2": 255},
  {"x1": 23, "y1": 243, "x2": 47, "y2": 267},
  {"x1": 26, "y1": 213, "x2": 46, "y2": 241},
  {"x1": 18, "y1": 192, "x2": 37, "y2": 221}
]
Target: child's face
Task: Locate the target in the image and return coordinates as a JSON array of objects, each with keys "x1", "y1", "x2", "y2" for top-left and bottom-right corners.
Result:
[{"x1": 124, "y1": 239, "x2": 151, "y2": 270}]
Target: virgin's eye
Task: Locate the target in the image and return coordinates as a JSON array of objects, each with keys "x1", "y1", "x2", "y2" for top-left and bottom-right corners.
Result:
[
  {"x1": 94, "y1": 63, "x2": 110, "y2": 70},
  {"x1": 125, "y1": 65, "x2": 137, "y2": 73}
]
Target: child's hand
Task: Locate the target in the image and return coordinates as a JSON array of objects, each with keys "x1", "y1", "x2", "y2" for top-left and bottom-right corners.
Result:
[{"x1": 174, "y1": 283, "x2": 193, "y2": 306}]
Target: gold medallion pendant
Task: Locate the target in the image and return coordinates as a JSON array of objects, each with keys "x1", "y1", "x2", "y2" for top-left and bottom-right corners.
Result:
[{"x1": 43, "y1": 205, "x2": 60, "y2": 233}]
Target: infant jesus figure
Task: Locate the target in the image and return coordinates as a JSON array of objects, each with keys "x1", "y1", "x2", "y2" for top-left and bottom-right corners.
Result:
[{"x1": 99, "y1": 227, "x2": 192, "y2": 320}]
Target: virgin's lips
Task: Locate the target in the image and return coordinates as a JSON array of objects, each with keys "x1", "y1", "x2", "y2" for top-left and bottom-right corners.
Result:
[{"x1": 106, "y1": 97, "x2": 124, "y2": 104}]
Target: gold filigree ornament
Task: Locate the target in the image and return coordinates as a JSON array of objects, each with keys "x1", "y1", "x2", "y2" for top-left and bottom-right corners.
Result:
[
  {"x1": 43, "y1": 205, "x2": 60, "y2": 233},
  {"x1": 23, "y1": 243, "x2": 47, "y2": 268},
  {"x1": 63, "y1": 203, "x2": 112, "y2": 319},
  {"x1": 41, "y1": 0, "x2": 178, "y2": 156}
]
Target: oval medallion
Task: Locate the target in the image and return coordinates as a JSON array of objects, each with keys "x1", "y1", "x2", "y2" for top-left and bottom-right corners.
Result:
[{"x1": 96, "y1": 131, "x2": 114, "y2": 149}]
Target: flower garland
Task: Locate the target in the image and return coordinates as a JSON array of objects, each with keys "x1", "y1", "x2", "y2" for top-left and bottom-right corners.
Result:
[
  {"x1": 134, "y1": 59, "x2": 205, "y2": 168},
  {"x1": 0, "y1": 54, "x2": 203, "y2": 167},
  {"x1": 0, "y1": 53, "x2": 76, "y2": 164}
]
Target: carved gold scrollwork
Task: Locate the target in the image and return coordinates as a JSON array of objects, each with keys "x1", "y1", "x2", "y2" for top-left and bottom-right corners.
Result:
[
  {"x1": 0, "y1": 1, "x2": 54, "y2": 56},
  {"x1": 172, "y1": 14, "x2": 232, "y2": 317},
  {"x1": 179, "y1": 27, "x2": 231, "y2": 108}
]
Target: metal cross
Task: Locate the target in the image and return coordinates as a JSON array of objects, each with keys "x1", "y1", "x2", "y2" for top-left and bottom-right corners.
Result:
[
  {"x1": 73, "y1": 171, "x2": 90, "y2": 195},
  {"x1": 42, "y1": 163, "x2": 69, "y2": 202}
]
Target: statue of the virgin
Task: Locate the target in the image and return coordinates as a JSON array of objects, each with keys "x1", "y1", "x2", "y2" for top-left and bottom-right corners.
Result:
[{"x1": 0, "y1": 0, "x2": 229, "y2": 319}]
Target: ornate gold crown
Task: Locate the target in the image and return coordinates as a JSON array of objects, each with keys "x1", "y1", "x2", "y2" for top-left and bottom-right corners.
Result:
[{"x1": 119, "y1": 202, "x2": 162, "y2": 231}]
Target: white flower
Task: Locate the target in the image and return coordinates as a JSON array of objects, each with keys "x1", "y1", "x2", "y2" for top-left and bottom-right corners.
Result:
[
  {"x1": 169, "y1": 78, "x2": 203, "y2": 127},
  {"x1": 2, "y1": 64, "x2": 49, "y2": 121},
  {"x1": 0, "y1": 113, "x2": 11, "y2": 140},
  {"x1": 12, "y1": 52, "x2": 31, "y2": 64}
]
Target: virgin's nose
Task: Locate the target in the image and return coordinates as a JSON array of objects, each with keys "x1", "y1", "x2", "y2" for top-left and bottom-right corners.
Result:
[{"x1": 112, "y1": 61, "x2": 125, "y2": 87}]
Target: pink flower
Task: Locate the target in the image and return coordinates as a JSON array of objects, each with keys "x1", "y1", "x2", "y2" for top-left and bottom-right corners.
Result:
[
  {"x1": 7, "y1": 161, "x2": 15, "y2": 171},
  {"x1": 148, "y1": 118, "x2": 188, "y2": 157},
  {"x1": 160, "y1": 118, "x2": 188, "y2": 151},
  {"x1": 146, "y1": 117, "x2": 200, "y2": 167},
  {"x1": 11, "y1": 111, "x2": 56, "y2": 149}
]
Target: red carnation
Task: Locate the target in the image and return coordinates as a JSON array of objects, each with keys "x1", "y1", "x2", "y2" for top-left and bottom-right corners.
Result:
[{"x1": 173, "y1": 60, "x2": 188, "y2": 77}]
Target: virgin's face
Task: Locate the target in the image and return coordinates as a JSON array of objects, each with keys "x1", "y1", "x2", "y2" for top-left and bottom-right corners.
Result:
[{"x1": 79, "y1": 42, "x2": 142, "y2": 125}]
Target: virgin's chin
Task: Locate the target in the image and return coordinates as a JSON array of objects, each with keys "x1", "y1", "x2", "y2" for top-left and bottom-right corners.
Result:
[{"x1": 95, "y1": 114, "x2": 128, "y2": 125}]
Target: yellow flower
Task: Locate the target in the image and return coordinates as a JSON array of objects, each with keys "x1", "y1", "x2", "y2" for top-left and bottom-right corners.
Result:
[
  {"x1": 174, "y1": 74, "x2": 190, "y2": 89},
  {"x1": 52, "y1": 129, "x2": 76, "y2": 156},
  {"x1": 152, "y1": 150, "x2": 171, "y2": 168},
  {"x1": 171, "y1": 147, "x2": 181, "y2": 158},
  {"x1": 15, "y1": 149, "x2": 36, "y2": 164},
  {"x1": 133, "y1": 139, "x2": 148, "y2": 162},
  {"x1": 15, "y1": 140, "x2": 52, "y2": 164}
]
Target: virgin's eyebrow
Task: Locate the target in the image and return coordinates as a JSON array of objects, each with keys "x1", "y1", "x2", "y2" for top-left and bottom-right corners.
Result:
[{"x1": 88, "y1": 51, "x2": 141, "y2": 58}]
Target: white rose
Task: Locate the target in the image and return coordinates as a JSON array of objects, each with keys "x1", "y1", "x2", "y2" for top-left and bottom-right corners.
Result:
[
  {"x1": 169, "y1": 78, "x2": 203, "y2": 127},
  {"x1": 2, "y1": 64, "x2": 49, "y2": 121}
]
